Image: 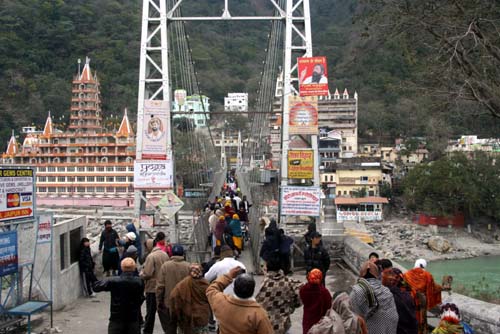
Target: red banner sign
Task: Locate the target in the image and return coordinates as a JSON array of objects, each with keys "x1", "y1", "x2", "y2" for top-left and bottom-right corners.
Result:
[{"x1": 298, "y1": 56, "x2": 329, "y2": 96}]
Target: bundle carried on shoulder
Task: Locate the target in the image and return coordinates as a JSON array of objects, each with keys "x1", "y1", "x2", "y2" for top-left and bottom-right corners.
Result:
[{"x1": 307, "y1": 308, "x2": 345, "y2": 334}]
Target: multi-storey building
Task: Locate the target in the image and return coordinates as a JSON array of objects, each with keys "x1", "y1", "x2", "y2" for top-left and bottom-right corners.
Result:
[
  {"x1": 172, "y1": 91, "x2": 211, "y2": 128},
  {"x1": 2, "y1": 58, "x2": 136, "y2": 204}
]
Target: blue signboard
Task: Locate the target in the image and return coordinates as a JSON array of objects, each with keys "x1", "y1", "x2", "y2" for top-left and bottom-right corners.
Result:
[{"x1": 0, "y1": 231, "x2": 18, "y2": 276}]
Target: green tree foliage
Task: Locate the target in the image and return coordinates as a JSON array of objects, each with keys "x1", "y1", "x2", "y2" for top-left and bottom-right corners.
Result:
[{"x1": 403, "y1": 153, "x2": 500, "y2": 219}]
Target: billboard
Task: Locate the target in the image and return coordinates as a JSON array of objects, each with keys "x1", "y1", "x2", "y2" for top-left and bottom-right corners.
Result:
[
  {"x1": 0, "y1": 168, "x2": 35, "y2": 222},
  {"x1": 289, "y1": 96, "x2": 318, "y2": 135},
  {"x1": 0, "y1": 231, "x2": 18, "y2": 276},
  {"x1": 280, "y1": 186, "x2": 321, "y2": 217},
  {"x1": 158, "y1": 191, "x2": 184, "y2": 218},
  {"x1": 174, "y1": 89, "x2": 187, "y2": 108},
  {"x1": 298, "y1": 56, "x2": 329, "y2": 96},
  {"x1": 134, "y1": 160, "x2": 173, "y2": 190},
  {"x1": 142, "y1": 100, "x2": 170, "y2": 160},
  {"x1": 288, "y1": 150, "x2": 314, "y2": 179}
]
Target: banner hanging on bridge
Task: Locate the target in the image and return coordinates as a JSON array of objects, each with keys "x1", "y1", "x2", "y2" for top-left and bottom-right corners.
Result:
[
  {"x1": 280, "y1": 186, "x2": 321, "y2": 217},
  {"x1": 134, "y1": 159, "x2": 173, "y2": 190},
  {"x1": 289, "y1": 96, "x2": 318, "y2": 135},
  {"x1": 288, "y1": 150, "x2": 314, "y2": 179},
  {"x1": 0, "y1": 168, "x2": 35, "y2": 222},
  {"x1": 298, "y1": 56, "x2": 329, "y2": 96},
  {"x1": 141, "y1": 100, "x2": 170, "y2": 160}
]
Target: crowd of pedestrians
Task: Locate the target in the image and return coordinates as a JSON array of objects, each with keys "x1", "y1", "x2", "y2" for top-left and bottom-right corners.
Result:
[{"x1": 78, "y1": 172, "x2": 474, "y2": 334}]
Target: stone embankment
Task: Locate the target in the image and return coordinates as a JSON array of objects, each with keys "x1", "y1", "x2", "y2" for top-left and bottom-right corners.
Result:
[{"x1": 365, "y1": 218, "x2": 500, "y2": 261}]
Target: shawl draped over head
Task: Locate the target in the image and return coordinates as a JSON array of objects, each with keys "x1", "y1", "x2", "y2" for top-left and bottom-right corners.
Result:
[
  {"x1": 169, "y1": 273, "x2": 210, "y2": 328},
  {"x1": 404, "y1": 268, "x2": 442, "y2": 310},
  {"x1": 359, "y1": 261, "x2": 380, "y2": 278},
  {"x1": 307, "y1": 268, "x2": 323, "y2": 285},
  {"x1": 332, "y1": 292, "x2": 367, "y2": 334}
]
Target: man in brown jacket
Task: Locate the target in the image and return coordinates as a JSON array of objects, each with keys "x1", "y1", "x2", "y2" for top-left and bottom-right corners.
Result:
[
  {"x1": 140, "y1": 239, "x2": 169, "y2": 334},
  {"x1": 206, "y1": 267, "x2": 274, "y2": 334},
  {"x1": 156, "y1": 244, "x2": 190, "y2": 333}
]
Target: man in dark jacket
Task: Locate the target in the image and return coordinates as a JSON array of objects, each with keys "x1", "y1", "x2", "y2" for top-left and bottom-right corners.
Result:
[
  {"x1": 303, "y1": 232, "x2": 330, "y2": 285},
  {"x1": 99, "y1": 220, "x2": 120, "y2": 276},
  {"x1": 94, "y1": 257, "x2": 145, "y2": 334}
]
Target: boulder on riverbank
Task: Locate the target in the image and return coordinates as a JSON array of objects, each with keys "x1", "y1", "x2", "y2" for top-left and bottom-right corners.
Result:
[{"x1": 427, "y1": 236, "x2": 452, "y2": 253}]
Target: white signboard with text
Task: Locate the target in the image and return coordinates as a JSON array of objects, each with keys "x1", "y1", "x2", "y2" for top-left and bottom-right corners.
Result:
[
  {"x1": 37, "y1": 214, "x2": 53, "y2": 244},
  {"x1": 337, "y1": 210, "x2": 383, "y2": 222},
  {"x1": 134, "y1": 160, "x2": 173, "y2": 190},
  {"x1": 280, "y1": 186, "x2": 321, "y2": 217}
]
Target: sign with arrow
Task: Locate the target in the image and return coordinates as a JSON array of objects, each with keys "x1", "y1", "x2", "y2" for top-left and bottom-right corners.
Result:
[{"x1": 157, "y1": 191, "x2": 184, "y2": 218}]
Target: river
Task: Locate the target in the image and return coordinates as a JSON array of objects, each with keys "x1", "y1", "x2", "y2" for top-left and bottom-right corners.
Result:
[{"x1": 400, "y1": 255, "x2": 500, "y2": 303}]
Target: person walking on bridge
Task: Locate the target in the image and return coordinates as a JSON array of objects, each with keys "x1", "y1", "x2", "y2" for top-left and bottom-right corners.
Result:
[
  {"x1": 140, "y1": 238, "x2": 169, "y2": 334},
  {"x1": 304, "y1": 232, "x2": 330, "y2": 285},
  {"x1": 206, "y1": 266, "x2": 274, "y2": 334},
  {"x1": 256, "y1": 257, "x2": 302, "y2": 334},
  {"x1": 94, "y1": 257, "x2": 145, "y2": 334},
  {"x1": 156, "y1": 244, "x2": 191, "y2": 333},
  {"x1": 229, "y1": 214, "x2": 243, "y2": 255},
  {"x1": 204, "y1": 245, "x2": 246, "y2": 296},
  {"x1": 300, "y1": 269, "x2": 332, "y2": 334},
  {"x1": 99, "y1": 220, "x2": 120, "y2": 277}
]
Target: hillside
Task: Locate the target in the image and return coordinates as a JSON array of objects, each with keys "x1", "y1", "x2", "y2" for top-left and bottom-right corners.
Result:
[{"x1": 1, "y1": 0, "x2": 498, "y2": 152}]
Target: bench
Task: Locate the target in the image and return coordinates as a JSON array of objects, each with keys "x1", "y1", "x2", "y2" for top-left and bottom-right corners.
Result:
[{"x1": 5, "y1": 301, "x2": 52, "y2": 334}]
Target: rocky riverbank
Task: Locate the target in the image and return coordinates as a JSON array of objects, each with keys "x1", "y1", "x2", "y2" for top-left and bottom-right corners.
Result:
[{"x1": 366, "y1": 218, "x2": 500, "y2": 262}]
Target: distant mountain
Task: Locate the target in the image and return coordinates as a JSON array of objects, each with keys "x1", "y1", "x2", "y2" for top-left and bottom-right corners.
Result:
[{"x1": 1, "y1": 0, "x2": 498, "y2": 152}]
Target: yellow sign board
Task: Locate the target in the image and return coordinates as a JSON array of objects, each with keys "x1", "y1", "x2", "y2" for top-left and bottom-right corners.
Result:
[{"x1": 288, "y1": 150, "x2": 314, "y2": 179}]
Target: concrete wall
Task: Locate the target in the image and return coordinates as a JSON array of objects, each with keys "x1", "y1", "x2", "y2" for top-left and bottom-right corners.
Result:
[
  {"x1": 342, "y1": 236, "x2": 500, "y2": 334},
  {"x1": 52, "y1": 216, "x2": 87, "y2": 310}
]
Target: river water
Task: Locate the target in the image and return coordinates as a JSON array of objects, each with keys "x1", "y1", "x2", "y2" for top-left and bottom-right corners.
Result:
[{"x1": 400, "y1": 256, "x2": 500, "y2": 303}]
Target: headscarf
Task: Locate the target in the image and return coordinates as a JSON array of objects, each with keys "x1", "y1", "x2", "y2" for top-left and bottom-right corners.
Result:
[
  {"x1": 414, "y1": 258, "x2": 427, "y2": 269},
  {"x1": 332, "y1": 292, "x2": 365, "y2": 334},
  {"x1": 307, "y1": 268, "x2": 323, "y2": 285},
  {"x1": 359, "y1": 261, "x2": 380, "y2": 278},
  {"x1": 190, "y1": 263, "x2": 203, "y2": 279},
  {"x1": 232, "y1": 214, "x2": 239, "y2": 220},
  {"x1": 382, "y1": 267, "x2": 404, "y2": 287}
]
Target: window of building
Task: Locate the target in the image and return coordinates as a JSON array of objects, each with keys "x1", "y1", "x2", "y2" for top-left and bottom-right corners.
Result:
[
  {"x1": 96, "y1": 176, "x2": 105, "y2": 182},
  {"x1": 360, "y1": 176, "x2": 368, "y2": 182},
  {"x1": 342, "y1": 146, "x2": 346, "y2": 151},
  {"x1": 39, "y1": 176, "x2": 47, "y2": 182},
  {"x1": 86, "y1": 176, "x2": 95, "y2": 182},
  {"x1": 58, "y1": 176, "x2": 65, "y2": 182},
  {"x1": 48, "y1": 167, "x2": 56, "y2": 172},
  {"x1": 116, "y1": 167, "x2": 126, "y2": 172},
  {"x1": 38, "y1": 187, "x2": 47, "y2": 193},
  {"x1": 38, "y1": 167, "x2": 46, "y2": 172},
  {"x1": 77, "y1": 187, "x2": 85, "y2": 193},
  {"x1": 60, "y1": 234, "x2": 67, "y2": 270},
  {"x1": 87, "y1": 167, "x2": 95, "y2": 172},
  {"x1": 128, "y1": 177, "x2": 134, "y2": 182},
  {"x1": 77, "y1": 167, "x2": 85, "y2": 172},
  {"x1": 67, "y1": 176, "x2": 75, "y2": 182},
  {"x1": 107, "y1": 187, "x2": 115, "y2": 193},
  {"x1": 344, "y1": 191, "x2": 347, "y2": 195},
  {"x1": 116, "y1": 187, "x2": 127, "y2": 193},
  {"x1": 96, "y1": 187, "x2": 105, "y2": 193},
  {"x1": 330, "y1": 175, "x2": 334, "y2": 182},
  {"x1": 369, "y1": 191, "x2": 375, "y2": 196},
  {"x1": 116, "y1": 176, "x2": 127, "y2": 182},
  {"x1": 338, "y1": 191, "x2": 341, "y2": 196},
  {"x1": 77, "y1": 176, "x2": 85, "y2": 182},
  {"x1": 69, "y1": 227, "x2": 82, "y2": 264},
  {"x1": 67, "y1": 167, "x2": 75, "y2": 172},
  {"x1": 106, "y1": 177, "x2": 114, "y2": 182},
  {"x1": 97, "y1": 167, "x2": 105, "y2": 172},
  {"x1": 48, "y1": 176, "x2": 56, "y2": 182},
  {"x1": 58, "y1": 187, "x2": 66, "y2": 193},
  {"x1": 127, "y1": 167, "x2": 134, "y2": 172},
  {"x1": 106, "y1": 167, "x2": 114, "y2": 172},
  {"x1": 48, "y1": 187, "x2": 56, "y2": 192},
  {"x1": 57, "y1": 167, "x2": 65, "y2": 172},
  {"x1": 87, "y1": 187, "x2": 95, "y2": 193},
  {"x1": 67, "y1": 186, "x2": 75, "y2": 193}
]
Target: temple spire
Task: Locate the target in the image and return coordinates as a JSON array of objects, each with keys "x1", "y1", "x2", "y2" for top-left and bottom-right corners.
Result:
[
  {"x1": 42, "y1": 111, "x2": 53, "y2": 137},
  {"x1": 116, "y1": 108, "x2": 133, "y2": 137},
  {"x1": 5, "y1": 130, "x2": 18, "y2": 156}
]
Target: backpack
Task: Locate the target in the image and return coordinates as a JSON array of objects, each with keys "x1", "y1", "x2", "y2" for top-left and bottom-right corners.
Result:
[{"x1": 307, "y1": 309, "x2": 346, "y2": 334}]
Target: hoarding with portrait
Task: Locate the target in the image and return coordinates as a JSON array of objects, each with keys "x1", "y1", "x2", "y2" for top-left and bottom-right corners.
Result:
[
  {"x1": 298, "y1": 56, "x2": 329, "y2": 96},
  {"x1": 142, "y1": 100, "x2": 170, "y2": 160}
]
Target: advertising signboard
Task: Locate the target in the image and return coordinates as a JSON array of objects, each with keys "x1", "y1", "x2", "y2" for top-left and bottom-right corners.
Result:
[
  {"x1": 280, "y1": 186, "x2": 321, "y2": 217},
  {"x1": 0, "y1": 168, "x2": 34, "y2": 222},
  {"x1": 142, "y1": 100, "x2": 170, "y2": 160},
  {"x1": 158, "y1": 191, "x2": 184, "y2": 218},
  {"x1": 289, "y1": 96, "x2": 318, "y2": 135},
  {"x1": 288, "y1": 150, "x2": 314, "y2": 179},
  {"x1": 0, "y1": 231, "x2": 18, "y2": 276},
  {"x1": 134, "y1": 160, "x2": 173, "y2": 190},
  {"x1": 298, "y1": 56, "x2": 329, "y2": 96}
]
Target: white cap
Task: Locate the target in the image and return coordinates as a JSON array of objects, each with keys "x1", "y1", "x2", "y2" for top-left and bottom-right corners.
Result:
[
  {"x1": 126, "y1": 232, "x2": 137, "y2": 241},
  {"x1": 414, "y1": 258, "x2": 427, "y2": 269}
]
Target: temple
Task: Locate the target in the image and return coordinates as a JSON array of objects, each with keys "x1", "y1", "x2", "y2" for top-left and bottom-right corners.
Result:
[{"x1": 2, "y1": 58, "x2": 136, "y2": 205}]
